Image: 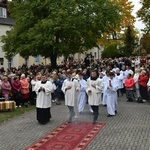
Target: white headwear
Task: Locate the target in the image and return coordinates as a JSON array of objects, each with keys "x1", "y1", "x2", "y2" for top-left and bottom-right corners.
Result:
[{"x1": 21, "y1": 74, "x2": 25, "y2": 78}]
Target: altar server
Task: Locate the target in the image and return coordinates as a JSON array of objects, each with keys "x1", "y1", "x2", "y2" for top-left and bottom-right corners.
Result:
[
  {"x1": 115, "y1": 69, "x2": 124, "y2": 97},
  {"x1": 86, "y1": 70, "x2": 103, "y2": 124},
  {"x1": 61, "y1": 70, "x2": 80, "y2": 123},
  {"x1": 77, "y1": 72, "x2": 87, "y2": 114},
  {"x1": 105, "y1": 72, "x2": 119, "y2": 117},
  {"x1": 102, "y1": 71, "x2": 109, "y2": 106},
  {"x1": 34, "y1": 74, "x2": 54, "y2": 124}
]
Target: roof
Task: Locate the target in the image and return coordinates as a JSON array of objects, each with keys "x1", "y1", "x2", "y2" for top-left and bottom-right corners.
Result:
[{"x1": 0, "y1": 17, "x2": 15, "y2": 26}]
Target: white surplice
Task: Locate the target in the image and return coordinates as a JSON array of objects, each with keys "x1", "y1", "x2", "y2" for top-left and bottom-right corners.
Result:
[
  {"x1": 105, "y1": 77, "x2": 119, "y2": 115},
  {"x1": 78, "y1": 79, "x2": 87, "y2": 113},
  {"x1": 115, "y1": 73, "x2": 124, "y2": 89},
  {"x1": 86, "y1": 77, "x2": 103, "y2": 106},
  {"x1": 102, "y1": 75, "x2": 109, "y2": 105},
  {"x1": 34, "y1": 81, "x2": 54, "y2": 108},
  {"x1": 61, "y1": 78, "x2": 79, "y2": 106}
]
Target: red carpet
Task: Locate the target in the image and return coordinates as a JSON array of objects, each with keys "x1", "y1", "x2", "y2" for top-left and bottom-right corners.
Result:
[{"x1": 25, "y1": 121, "x2": 105, "y2": 150}]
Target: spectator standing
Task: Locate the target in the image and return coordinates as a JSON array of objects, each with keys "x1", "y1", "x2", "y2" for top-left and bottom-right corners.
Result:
[
  {"x1": 124, "y1": 74, "x2": 135, "y2": 102},
  {"x1": 20, "y1": 74, "x2": 30, "y2": 107},
  {"x1": 138, "y1": 70, "x2": 149, "y2": 102},
  {"x1": 1, "y1": 76, "x2": 11, "y2": 101},
  {"x1": 11, "y1": 76, "x2": 22, "y2": 107}
]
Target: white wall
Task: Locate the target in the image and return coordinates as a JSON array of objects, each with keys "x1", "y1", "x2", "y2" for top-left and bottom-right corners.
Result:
[
  {"x1": 0, "y1": 24, "x2": 104, "y2": 70},
  {"x1": 0, "y1": 24, "x2": 12, "y2": 69}
]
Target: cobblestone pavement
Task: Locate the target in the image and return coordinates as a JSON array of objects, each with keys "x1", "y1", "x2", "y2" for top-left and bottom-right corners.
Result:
[{"x1": 0, "y1": 95, "x2": 150, "y2": 150}]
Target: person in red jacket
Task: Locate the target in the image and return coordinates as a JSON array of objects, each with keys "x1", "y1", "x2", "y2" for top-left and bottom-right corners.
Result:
[
  {"x1": 138, "y1": 70, "x2": 149, "y2": 102},
  {"x1": 11, "y1": 76, "x2": 22, "y2": 107},
  {"x1": 124, "y1": 74, "x2": 135, "y2": 102}
]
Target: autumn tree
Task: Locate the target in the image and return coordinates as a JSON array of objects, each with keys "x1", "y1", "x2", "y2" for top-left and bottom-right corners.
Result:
[
  {"x1": 98, "y1": 0, "x2": 135, "y2": 47},
  {"x1": 140, "y1": 34, "x2": 150, "y2": 53},
  {"x1": 137, "y1": 0, "x2": 150, "y2": 33},
  {"x1": 1, "y1": 0, "x2": 121, "y2": 68},
  {"x1": 106, "y1": 0, "x2": 135, "y2": 39}
]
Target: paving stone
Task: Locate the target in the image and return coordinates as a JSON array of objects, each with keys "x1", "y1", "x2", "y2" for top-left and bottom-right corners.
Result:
[{"x1": 0, "y1": 96, "x2": 150, "y2": 150}]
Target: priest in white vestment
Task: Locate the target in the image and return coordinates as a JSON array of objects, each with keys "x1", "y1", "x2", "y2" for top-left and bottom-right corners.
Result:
[{"x1": 34, "y1": 74, "x2": 54, "y2": 124}]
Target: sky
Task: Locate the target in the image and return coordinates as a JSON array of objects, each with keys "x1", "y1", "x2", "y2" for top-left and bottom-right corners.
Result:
[{"x1": 129, "y1": 0, "x2": 145, "y2": 30}]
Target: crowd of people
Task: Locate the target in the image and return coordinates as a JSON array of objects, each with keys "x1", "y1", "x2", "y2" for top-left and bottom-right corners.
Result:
[{"x1": 0, "y1": 55, "x2": 150, "y2": 124}]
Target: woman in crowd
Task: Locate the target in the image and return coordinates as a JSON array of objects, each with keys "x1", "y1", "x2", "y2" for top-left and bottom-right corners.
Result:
[
  {"x1": 138, "y1": 70, "x2": 149, "y2": 102},
  {"x1": 20, "y1": 74, "x2": 30, "y2": 107},
  {"x1": 11, "y1": 76, "x2": 22, "y2": 107},
  {"x1": 124, "y1": 73, "x2": 135, "y2": 102},
  {"x1": 1, "y1": 76, "x2": 11, "y2": 101}
]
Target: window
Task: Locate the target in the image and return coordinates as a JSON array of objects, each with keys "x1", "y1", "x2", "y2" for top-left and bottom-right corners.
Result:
[
  {"x1": 0, "y1": 7, "x2": 7, "y2": 18},
  {"x1": 0, "y1": 58, "x2": 4, "y2": 65},
  {"x1": 94, "y1": 52, "x2": 97, "y2": 58},
  {"x1": 34, "y1": 56, "x2": 39, "y2": 62},
  {"x1": 8, "y1": 58, "x2": 12, "y2": 68},
  {"x1": 78, "y1": 53, "x2": 82, "y2": 59}
]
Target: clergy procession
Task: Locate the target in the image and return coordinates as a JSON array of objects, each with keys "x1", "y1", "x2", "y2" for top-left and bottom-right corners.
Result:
[{"x1": 0, "y1": 56, "x2": 150, "y2": 125}]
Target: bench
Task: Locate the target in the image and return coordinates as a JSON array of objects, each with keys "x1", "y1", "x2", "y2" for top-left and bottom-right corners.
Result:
[{"x1": 0, "y1": 101, "x2": 16, "y2": 110}]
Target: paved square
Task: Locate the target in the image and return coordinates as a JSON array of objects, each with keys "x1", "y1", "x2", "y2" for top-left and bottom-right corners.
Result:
[{"x1": 0, "y1": 96, "x2": 150, "y2": 150}]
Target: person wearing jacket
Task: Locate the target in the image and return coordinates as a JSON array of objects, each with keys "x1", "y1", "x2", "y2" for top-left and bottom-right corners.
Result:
[
  {"x1": 138, "y1": 70, "x2": 149, "y2": 102},
  {"x1": 124, "y1": 73, "x2": 135, "y2": 102},
  {"x1": 20, "y1": 74, "x2": 30, "y2": 107},
  {"x1": 1, "y1": 76, "x2": 11, "y2": 101},
  {"x1": 11, "y1": 76, "x2": 21, "y2": 107}
]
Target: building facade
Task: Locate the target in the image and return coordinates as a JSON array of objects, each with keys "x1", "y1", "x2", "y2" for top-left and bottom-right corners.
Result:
[{"x1": 0, "y1": 0, "x2": 103, "y2": 70}]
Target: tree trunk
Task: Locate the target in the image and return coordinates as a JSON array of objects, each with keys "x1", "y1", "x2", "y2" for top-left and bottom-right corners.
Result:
[{"x1": 50, "y1": 53, "x2": 57, "y2": 69}]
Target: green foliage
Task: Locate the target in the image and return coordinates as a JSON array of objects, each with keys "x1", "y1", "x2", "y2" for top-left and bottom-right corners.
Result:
[
  {"x1": 1, "y1": 0, "x2": 122, "y2": 67},
  {"x1": 122, "y1": 26, "x2": 135, "y2": 56},
  {"x1": 101, "y1": 44, "x2": 120, "y2": 59},
  {"x1": 137, "y1": 0, "x2": 150, "y2": 33},
  {"x1": 141, "y1": 34, "x2": 150, "y2": 53}
]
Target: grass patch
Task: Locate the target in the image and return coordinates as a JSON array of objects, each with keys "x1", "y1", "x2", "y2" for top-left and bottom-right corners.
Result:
[{"x1": 0, "y1": 105, "x2": 35, "y2": 123}]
